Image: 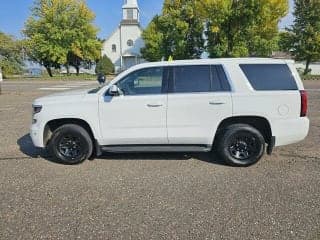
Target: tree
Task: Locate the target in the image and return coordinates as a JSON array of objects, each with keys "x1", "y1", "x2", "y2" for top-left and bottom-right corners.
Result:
[
  {"x1": 95, "y1": 55, "x2": 114, "y2": 75},
  {"x1": 0, "y1": 32, "x2": 23, "y2": 77},
  {"x1": 141, "y1": 0, "x2": 205, "y2": 61},
  {"x1": 141, "y1": 16, "x2": 163, "y2": 62},
  {"x1": 286, "y1": 0, "x2": 320, "y2": 75},
  {"x1": 278, "y1": 31, "x2": 293, "y2": 52},
  {"x1": 198, "y1": 0, "x2": 288, "y2": 58},
  {"x1": 23, "y1": 0, "x2": 101, "y2": 77}
]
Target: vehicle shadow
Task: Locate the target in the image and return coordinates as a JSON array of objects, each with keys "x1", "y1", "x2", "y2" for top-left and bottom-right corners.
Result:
[
  {"x1": 17, "y1": 134, "x2": 228, "y2": 166},
  {"x1": 17, "y1": 134, "x2": 52, "y2": 159}
]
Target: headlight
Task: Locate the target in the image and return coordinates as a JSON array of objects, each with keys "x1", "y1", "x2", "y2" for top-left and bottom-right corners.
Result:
[{"x1": 32, "y1": 105, "x2": 42, "y2": 115}]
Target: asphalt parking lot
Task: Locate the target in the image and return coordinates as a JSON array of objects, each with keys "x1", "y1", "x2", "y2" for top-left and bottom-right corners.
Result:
[{"x1": 0, "y1": 80, "x2": 319, "y2": 239}]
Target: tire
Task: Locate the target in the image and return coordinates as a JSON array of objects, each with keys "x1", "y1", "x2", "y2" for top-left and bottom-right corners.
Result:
[
  {"x1": 216, "y1": 124, "x2": 265, "y2": 167},
  {"x1": 48, "y1": 124, "x2": 93, "y2": 164}
]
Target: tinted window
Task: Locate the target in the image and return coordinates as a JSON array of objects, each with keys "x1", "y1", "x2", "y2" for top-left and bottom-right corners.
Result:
[
  {"x1": 171, "y1": 65, "x2": 231, "y2": 93},
  {"x1": 240, "y1": 64, "x2": 298, "y2": 91},
  {"x1": 211, "y1": 65, "x2": 231, "y2": 92},
  {"x1": 215, "y1": 65, "x2": 231, "y2": 91},
  {"x1": 117, "y1": 67, "x2": 164, "y2": 95},
  {"x1": 173, "y1": 65, "x2": 211, "y2": 93}
]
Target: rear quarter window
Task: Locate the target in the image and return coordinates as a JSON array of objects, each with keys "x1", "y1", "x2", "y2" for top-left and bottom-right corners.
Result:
[{"x1": 239, "y1": 64, "x2": 298, "y2": 91}]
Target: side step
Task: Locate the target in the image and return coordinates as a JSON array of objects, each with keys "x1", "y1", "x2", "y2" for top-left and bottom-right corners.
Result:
[{"x1": 100, "y1": 145, "x2": 212, "y2": 153}]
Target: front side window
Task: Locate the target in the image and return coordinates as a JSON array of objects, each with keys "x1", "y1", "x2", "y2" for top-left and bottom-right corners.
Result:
[
  {"x1": 173, "y1": 65, "x2": 211, "y2": 93},
  {"x1": 240, "y1": 64, "x2": 298, "y2": 91},
  {"x1": 117, "y1": 67, "x2": 164, "y2": 95}
]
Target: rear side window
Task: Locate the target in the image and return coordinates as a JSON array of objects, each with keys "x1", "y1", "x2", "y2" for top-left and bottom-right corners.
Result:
[
  {"x1": 171, "y1": 65, "x2": 231, "y2": 93},
  {"x1": 212, "y1": 65, "x2": 231, "y2": 92},
  {"x1": 240, "y1": 64, "x2": 298, "y2": 91},
  {"x1": 173, "y1": 65, "x2": 211, "y2": 93}
]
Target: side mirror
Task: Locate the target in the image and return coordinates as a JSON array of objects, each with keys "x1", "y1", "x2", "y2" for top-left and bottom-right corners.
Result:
[{"x1": 109, "y1": 85, "x2": 120, "y2": 96}]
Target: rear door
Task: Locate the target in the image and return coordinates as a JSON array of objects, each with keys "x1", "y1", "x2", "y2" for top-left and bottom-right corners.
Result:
[{"x1": 167, "y1": 65, "x2": 233, "y2": 145}]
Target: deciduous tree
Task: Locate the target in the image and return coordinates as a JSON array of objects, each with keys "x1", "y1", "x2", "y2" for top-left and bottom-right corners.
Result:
[
  {"x1": 141, "y1": 0, "x2": 205, "y2": 61},
  {"x1": 199, "y1": 0, "x2": 288, "y2": 57},
  {"x1": 286, "y1": 0, "x2": 320, "y2": 75},
  {"x1": 24, "y1": 0, "x2": 101, "y2": 77},
  {"x1": 0, "y1": 32, "x2": 23, "y2": 77}
]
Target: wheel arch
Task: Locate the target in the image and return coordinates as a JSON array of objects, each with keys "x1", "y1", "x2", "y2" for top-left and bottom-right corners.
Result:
[
  {"x1": 214, "y1": 116, "x2": 273, "y2": 145},
  {"x1": 43, "y1": 118, "x2": 96, "y2": 147}
]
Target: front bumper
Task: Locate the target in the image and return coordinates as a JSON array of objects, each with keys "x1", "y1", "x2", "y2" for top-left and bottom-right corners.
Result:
[{"x1": 30, "y1": 123, "x2": 44, "y2": 148}]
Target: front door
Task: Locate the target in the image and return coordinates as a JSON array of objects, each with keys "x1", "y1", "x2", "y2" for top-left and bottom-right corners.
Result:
[
  {"x1": 99, "y1": 67, "x2": 168, "y2": 145},
  {"x1": 167, "y1": 65, "x2": 233, "y2": 145}
]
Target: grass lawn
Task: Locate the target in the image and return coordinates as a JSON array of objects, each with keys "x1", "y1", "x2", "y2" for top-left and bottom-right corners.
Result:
[
  {"x1": 301, "y1": 74, "x2": 320, "y2": 81},
  {"x1": 5, "y1": 74, "x2": 116, "y2": 81}
]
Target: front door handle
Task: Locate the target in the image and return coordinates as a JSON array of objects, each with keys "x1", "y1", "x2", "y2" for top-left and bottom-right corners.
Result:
[{"x1": 147, "y1": 103, "x2": 163, "y2": 108}]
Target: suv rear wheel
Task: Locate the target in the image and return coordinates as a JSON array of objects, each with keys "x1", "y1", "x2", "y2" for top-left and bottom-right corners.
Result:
[
  {"x1": 48, "y1": 124, "x2": 93, "y2": 164},
  {"x1": 216, "y1": 124, "x2": 265, "y2": 167}
]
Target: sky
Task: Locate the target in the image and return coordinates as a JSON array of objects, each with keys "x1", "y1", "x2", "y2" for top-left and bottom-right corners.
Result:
[{"x1": 0, "y1": 0, "x2": 294, "y2": 39}]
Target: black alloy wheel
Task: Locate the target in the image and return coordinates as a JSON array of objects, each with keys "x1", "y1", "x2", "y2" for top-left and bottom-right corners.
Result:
[
  {"x1": 217, "y1": 124, "x2": 265, "y2": 167},
  {"x1": 49, "y1": 124, "x2": 93, "y2": 164},
  {"x1": 228, "y1": 131, "x2": 260, "y2": 161},
  {"x1": 57, "y1": 134, "x2": 83, "y2": 160}
]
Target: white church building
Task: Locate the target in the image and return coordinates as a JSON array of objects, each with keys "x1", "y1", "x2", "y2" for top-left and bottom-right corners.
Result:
[{"x1": 102, "y1": 0, "x2": 145, "y2": 72}]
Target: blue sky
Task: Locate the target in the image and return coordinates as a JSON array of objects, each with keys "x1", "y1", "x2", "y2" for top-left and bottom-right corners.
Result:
[{"x1": 0, "y1": 0, "x2": 293, "y2": 39}]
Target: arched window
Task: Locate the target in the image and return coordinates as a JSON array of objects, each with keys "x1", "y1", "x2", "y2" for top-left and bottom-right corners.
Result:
[
  {"x1": 112, "y1": 44, "x2": 116, "y2": 52},
  {"x1": 127, "y1": 39, "x2": 134, "y2": 47}
]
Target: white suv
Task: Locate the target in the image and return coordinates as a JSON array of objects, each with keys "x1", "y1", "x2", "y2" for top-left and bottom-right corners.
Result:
[{"x1": 30, "y1": 58, "x2": 309, "y2": 166}]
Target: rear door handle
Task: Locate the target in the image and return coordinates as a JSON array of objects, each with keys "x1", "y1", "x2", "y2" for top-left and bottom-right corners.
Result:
[
  {"x1": 147, "y1": 103, "x2": 163, "y2": 108},
  {"x1": 209, "y1": 101, "x2": 226, "y2": 105}
]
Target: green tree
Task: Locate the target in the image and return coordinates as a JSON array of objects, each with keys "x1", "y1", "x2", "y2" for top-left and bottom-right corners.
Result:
[
  {"x1": 141, "y1": 0, "x2": 205, "y2": 61},
  {"x1": 0, "y1": 32, "x2": 23, "y2": 77},
  {"x1": 199, "y1": 0, "x2": 288, "y2": 58},
  {"x1": 141, "y1": 16, "x2": 163, "y2": 61},
  {"x1": 95, "y1": 55, "x2": 114, "y2": 75},
  {"x1": 286, "y1": 0, "x2": 320, "y2": 75},
  {"x1": 24, "y1": 0, "x2": 101, "y2": 77},
  {"x1": 278, "y1": 31, "x2": 293, "y2": 52}
]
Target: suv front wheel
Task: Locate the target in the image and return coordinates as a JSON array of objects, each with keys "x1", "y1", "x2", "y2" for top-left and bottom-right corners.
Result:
[
  {"x1": 48, "y1": 124, "x2": 93, "y2": 164},
  {"x1": 217, "y1": 124, "x2": 265, "y2": 167}
]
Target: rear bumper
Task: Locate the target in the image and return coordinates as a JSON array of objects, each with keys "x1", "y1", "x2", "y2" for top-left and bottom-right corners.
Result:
[{"x1": 273, "y1": 117, "x2": 309, "y2": 147}]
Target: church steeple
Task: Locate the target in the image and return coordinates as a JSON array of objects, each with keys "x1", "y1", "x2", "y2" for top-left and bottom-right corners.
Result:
[
  {"x1": 123, "y1": 0, "x2": 138, "y2": 8},
  {"x1": 122, "y1": 0, "x2": 140, "y2": 25}
]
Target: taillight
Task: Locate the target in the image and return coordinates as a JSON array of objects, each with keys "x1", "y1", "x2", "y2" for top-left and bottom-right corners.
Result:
[{"x1": 300, "y1": 90, "x2": 308, "y2": 117}]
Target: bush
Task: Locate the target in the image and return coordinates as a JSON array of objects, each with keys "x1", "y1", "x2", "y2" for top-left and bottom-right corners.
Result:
[{"x1": 95, "y1": 55, "x2": 114, "y2": 75}]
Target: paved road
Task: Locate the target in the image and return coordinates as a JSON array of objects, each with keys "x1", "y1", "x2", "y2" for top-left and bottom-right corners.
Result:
[{"x1": 0, "y1": 80, "x2": 319, "y2": 239}]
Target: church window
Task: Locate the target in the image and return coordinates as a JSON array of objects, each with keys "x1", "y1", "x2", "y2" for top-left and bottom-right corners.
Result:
[
  {"x1": 112, "y1": 44, "x2": 116, "y2": 52},
  {"x1": 127, "y1": 39, "x2": 134, "y2": 47},
  {"x1": 127, "y1": 9, "x2": 134, "y2": 20}
]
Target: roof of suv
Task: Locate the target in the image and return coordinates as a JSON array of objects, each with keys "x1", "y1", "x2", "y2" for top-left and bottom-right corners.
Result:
[{"x1": 132, "y1": 58, "x2": 293, "y2": 70}]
